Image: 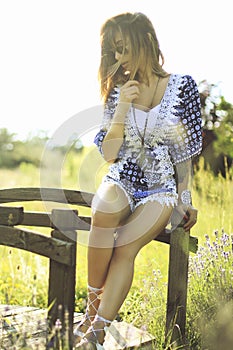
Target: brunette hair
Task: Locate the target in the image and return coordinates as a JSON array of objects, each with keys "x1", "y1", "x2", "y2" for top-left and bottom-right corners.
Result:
[{"x1": 98, "y1": 12, "x2": 168, "y2": 102}]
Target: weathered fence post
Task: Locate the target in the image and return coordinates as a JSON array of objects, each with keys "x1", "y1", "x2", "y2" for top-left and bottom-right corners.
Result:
[
  {"x1": 165, "y1": 213, "x2": 190, "y2": 348},
  {"x1": 48, "y1": 209, "x2": 77, "y2": 348}
]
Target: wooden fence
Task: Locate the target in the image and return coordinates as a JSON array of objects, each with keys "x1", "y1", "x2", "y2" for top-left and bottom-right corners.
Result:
[{"x1": 0, "y1": 187, "x2": 198, "y2": 349}]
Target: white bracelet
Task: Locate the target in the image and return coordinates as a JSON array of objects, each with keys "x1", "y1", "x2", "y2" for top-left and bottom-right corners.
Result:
[{"x1": 180, "y1": 190, "x2": 192, "y2": 205}]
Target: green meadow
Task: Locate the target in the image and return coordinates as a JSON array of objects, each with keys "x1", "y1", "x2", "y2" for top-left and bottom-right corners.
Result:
[{"x1": 0, "y1": 147, "x2": 233, "y2": 349}]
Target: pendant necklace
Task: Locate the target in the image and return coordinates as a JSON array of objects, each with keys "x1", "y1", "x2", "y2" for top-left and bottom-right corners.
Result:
[{"x1": 132, "y1": 77, "x2": 160, "y2": 146}]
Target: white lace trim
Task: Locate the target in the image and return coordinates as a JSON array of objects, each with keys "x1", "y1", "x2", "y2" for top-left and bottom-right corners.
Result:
[{"x1": 135, "y1": 192, "x2": 178, "y2": 209}]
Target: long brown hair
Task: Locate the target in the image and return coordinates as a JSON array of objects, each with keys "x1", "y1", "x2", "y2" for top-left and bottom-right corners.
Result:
[{"x1": 98, "y1": 12, "x2": 168, "y2": 102}]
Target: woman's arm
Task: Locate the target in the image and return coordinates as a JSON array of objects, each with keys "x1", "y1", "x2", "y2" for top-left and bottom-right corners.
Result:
[
  {"x1": 101, "y1": 80, "x2": 139, "y2": 163},
  {"x1": 101, "y1": 104, "x2": 128, "y2": 163},
  {"x1": 175, "y1": 159, "x2": 198, "y2": 231}
]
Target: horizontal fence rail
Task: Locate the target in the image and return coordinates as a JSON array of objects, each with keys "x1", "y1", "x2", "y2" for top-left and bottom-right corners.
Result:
[{"x1": 0, "y1": 187, "x2": 93, "y2": 206}]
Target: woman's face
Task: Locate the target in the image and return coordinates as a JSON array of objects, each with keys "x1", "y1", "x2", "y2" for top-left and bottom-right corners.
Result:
[
  {"x1": 113, "y1": 32, "x2": 131, "y2": 73},
  {"x1": 113, "y1": 31, "x2": 145, "y2": 76}
]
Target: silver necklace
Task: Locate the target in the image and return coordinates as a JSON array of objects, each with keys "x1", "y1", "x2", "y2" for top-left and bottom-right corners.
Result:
[{"x1": 132, "y1": 77, "x2": 160, "y2": 146}]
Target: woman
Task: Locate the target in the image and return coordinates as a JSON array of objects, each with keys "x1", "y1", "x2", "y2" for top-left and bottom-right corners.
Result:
[{"x1": 75, "y1": 12, "x2": 202, "y2": 349}]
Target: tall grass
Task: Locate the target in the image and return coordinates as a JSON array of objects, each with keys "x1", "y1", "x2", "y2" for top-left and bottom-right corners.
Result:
[
  {"x1": 192, "y1": 157, "x2": 233, "y2": 238},
  {"x1": 0, "y1": 152, "x2": 233, "y2": 348}
]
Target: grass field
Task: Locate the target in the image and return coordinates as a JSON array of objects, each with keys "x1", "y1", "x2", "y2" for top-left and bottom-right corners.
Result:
[{"x1": 0, "y1": 149, "x2": 232, "y2": 349}]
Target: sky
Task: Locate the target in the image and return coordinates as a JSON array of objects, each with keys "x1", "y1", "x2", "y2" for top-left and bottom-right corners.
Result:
[{"x1": 0, "y1": 0, "x2": 232, "y2": 143}]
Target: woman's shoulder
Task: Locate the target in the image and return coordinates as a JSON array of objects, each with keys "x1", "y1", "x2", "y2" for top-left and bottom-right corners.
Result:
[
  {"x1": 170, "y1": 73, "x2": 198, "y2": 85},
  {"x1": 169, "y1": 73, "x2": 199, "y2": 98}
]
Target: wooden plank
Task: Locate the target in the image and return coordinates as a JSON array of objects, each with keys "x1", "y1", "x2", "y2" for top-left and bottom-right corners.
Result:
[
  {"x1": 22, "y1": 211, "x2": 51, "y2": 227},
  {"x1": 1, "y1": 305, "x2": 47, "y2": 349},
  {"x1": 50, "y1": 209, "x2": 91, "y2": 231},
  {"x1": 0, "y1": 187, "x2": 93, "y2": 207},
  {"x1": 48, "y1": 230, "x2": 77, "y2": 347},
  {"x1": 187, "y1": 235, "x2": 198, "y2": 254},
  {"x1": 48, "y1": 209, "x2": 77, "y2": 347},
  {"x1": 0, "y1": 206, "x2": 24, "y2": 226},
  {"x1": 74, "y1": 215, "x2": 91, "y2": 230},
  {"x1": 51, "y1": 208, "x2": 79, "y2": 230},
  {"x1": 155, "y1": 229, "x2": 198, "y2": 254},
  {"x1": 0, "y1": 306, "x2": 156, "y2": 349},
  {"x1": 165, "y1": 227, "x2": 190, "y2": 347},
  {"x1": 22, "y1": 211, "x2": 91, "y2": 230},
  {"x1": 104, "y1": 321, "x2": 155, "y2": 350},
  {"x1": 0, "y1": 225, "x2": 74, "y2": 265},
  {"x1": 0, "y1": 305, "x2": 38, "y2": 317}
]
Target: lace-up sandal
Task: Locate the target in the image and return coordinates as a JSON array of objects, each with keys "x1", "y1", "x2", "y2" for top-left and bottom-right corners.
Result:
[
  {"x1": 75, "y1": 314, "x2": 112, "y2": 349},
  {"x1": 74, "y1": 285, "x2": 103, "y2": 344}
]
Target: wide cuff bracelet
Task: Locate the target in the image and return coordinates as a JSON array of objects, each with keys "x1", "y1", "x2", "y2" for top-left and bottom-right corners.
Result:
[{"x1": 180, "y1": 190, "x2": 192, "y2": 205}]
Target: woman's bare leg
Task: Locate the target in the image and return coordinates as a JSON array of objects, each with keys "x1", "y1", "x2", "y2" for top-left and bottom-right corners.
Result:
[
  {"x1": 87, "y1": 183, "x2": 131, "y2": 307},
  {"x1": 98, "y1": 201, "x2": 173, "y2": 320},
  {"x1": 75, "y1": 183, "x2": 131, "y2": 337},
  {"x1": 80, "y1": 201, "x2": 173, "y2": 346}
]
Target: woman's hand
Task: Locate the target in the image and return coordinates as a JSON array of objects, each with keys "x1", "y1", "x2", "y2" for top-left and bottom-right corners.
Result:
[
  {"x1": 175, "y1": 204, "x2": 198, "y2": 231},
  {"x1": 183, "y1": 206, "x2": 198, "y2": 231},
  {"x1": 116, "y1": 80, "x2": 140, "y2": 116},
  {"x1": 119, "y1": 80, "x2": 140, "y2": 103}
]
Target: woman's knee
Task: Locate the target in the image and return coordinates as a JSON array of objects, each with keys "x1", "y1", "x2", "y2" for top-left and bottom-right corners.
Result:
[
  {"x1": 92, "y1": 183, "x2": 130, "y2": 216},
  {"x1": 91, "y1": 186, "x2": 131, "y2": 229}
]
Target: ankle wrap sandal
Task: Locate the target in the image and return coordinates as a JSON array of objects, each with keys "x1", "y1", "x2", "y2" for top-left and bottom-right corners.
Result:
[
  {"x1": 75, "y1": 314, "x2": 112, "y2": 350},
  {"x1": 74, "y1": 285, "x2": 103, "y2": 341}
]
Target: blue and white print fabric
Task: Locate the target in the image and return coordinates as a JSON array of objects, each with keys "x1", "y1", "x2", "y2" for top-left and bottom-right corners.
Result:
[{"x1": 94, "y1": 74, "x2": 202, "y2": 210}]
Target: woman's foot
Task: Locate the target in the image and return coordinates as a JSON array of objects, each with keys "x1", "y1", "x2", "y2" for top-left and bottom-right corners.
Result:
[
  {"x1": 75, "y1": 314, "x2": 112, "y2": 349},
  {"x1": 73, "y1": 313, "x2": 92, "y2": 343},
  {"x1": 74, "y1": 285, "x2": 103, "y2": 344}
]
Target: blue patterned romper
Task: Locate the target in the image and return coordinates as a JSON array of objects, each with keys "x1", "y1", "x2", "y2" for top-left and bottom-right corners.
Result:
[{"x1": 94, "y1": 74, "x2": 202, "y2": 212}]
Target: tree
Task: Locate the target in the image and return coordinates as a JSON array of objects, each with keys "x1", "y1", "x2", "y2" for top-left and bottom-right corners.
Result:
[
  {"x1": 0, "y1": 128, "x2": 84, "y2": 168},
  {"x1": 198, "y1": 81, "x2": 233, "y2": 176},
  {"x1": 0, "y1": 128, "x2": 47, "y2": 168},
  {"x1": 0, "y1": 128, "x2": 15, "y2": 167}
]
